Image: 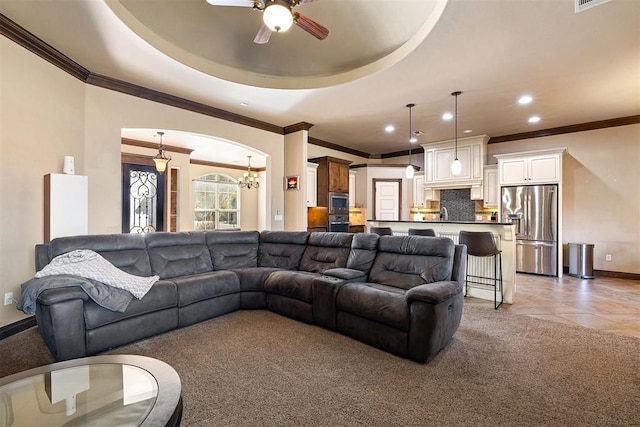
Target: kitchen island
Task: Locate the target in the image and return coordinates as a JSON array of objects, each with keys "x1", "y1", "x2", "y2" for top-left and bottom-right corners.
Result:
[{"x1": 367, "y1": 220, "x2": 517, "y2": 304}]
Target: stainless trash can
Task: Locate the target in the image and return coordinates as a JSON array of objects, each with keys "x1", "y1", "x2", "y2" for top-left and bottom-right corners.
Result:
[{"x1": 568, "y1": 243, "x2": 594, "y2": 279}]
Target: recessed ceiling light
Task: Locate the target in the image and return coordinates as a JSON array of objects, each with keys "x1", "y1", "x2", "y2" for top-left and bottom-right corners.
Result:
[
  {"x1": 240, "y1": 102, "x2": 249, "y2": 107},
  {"x1": 442, "y1": 112, "x2": 453, "y2": 120},
  {"x1": 409, "y1": 137, "x2": 418, "y2": 143},
  {"x1": 528, "y1": 116, "x2": 541, "y2": 123},
  {"x1": 385, "y1": 125, "x2": 395, "y2": 133},
  {"x1": 518, "y1": 95, "x2": 533, "y2": 105},
  {"x1": 463, "y1": 129, "x2": 473, "y2": 134}
]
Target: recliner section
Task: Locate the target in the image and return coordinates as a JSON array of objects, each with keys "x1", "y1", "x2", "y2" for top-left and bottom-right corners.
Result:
[{"x1": 33, "y1": 230, "x2": 466, "y2": 364}]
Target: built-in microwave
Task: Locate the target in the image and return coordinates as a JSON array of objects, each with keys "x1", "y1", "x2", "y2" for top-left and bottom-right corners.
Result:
[{"x1": 328, "y1": 192, "x2": 349, "y2": 214}]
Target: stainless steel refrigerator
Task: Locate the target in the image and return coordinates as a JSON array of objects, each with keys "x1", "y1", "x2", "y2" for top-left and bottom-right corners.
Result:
[{"x1": 501, "y1": 184, "x2": 558, "y2": 276}]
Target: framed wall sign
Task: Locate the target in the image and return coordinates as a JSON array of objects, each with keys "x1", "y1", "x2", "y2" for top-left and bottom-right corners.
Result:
[{"x1": 286, "y1": 175, "x2": 300, "y2": 191}]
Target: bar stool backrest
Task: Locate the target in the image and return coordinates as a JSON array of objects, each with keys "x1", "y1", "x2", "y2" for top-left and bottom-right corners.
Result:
[
  {"x1": 408, "y1": 228, "x2": 436, "y2": 237},
  {"x1": 458, "y1": 231, "x2": 500, "y2": 257},
  {"x1": 370, "y1": 226, "x2": 393, "y2": 236}
]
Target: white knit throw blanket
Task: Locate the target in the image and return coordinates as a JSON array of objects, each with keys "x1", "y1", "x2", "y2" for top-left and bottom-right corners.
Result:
[{"x1": 35, "y1": 249, "x2": 159, "y2": 299}]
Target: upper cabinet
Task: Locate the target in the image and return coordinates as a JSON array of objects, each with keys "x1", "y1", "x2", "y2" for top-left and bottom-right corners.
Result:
[
  {"x1": 421, "y1": 135, "x2": 489, "y2": 199},
  {"x1": 309, "y1": 156, "x2": 352, "y2": 207},
  {"x1": 495, "y1": 148, "x2": 567, "y2": 186},
  {"x1": 349, "y1": 170, "x2": 357, "y2": 207},
  {"x1": 483, "y1": 165, "x2": 499, "y2": 208},
  {"x1": 306, "y1": 163, "x2": 318, "y2": 207}
]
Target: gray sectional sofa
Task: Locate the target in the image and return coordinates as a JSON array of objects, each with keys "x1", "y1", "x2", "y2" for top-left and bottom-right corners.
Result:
[{"x1": 31, "y1": 230, "x2": 466, "y2": 363}]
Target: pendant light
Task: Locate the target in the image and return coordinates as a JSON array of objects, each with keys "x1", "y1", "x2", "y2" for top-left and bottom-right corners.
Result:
[
  {"x1": 405, "y1": 103, "x2": 415, "y2": 179},
  {"x1": 153, "y1": 131, "x2": 171, "y2": 173},
  {"x1": 451, "y1": 91, "x2": 462, "y2": 176}
]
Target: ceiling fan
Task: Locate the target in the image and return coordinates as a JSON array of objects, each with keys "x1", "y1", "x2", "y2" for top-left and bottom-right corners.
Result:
[{"x1": 205, "y1": 0, "x2": 329, "y2": 44}]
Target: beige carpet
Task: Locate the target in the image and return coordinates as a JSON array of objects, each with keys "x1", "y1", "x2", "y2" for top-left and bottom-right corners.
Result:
[{"x1": 1, "y1": 302, "x2": 639, "y2": 426}]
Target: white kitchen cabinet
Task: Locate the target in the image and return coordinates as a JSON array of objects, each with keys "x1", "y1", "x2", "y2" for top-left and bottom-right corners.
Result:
[
  {"x1": 483, "y1": 165, "x2": 499, "y2": 207},
  {"x1": 495, "y1": 148, "x2": 566, "y2": 185},
  {"x1": 306, "y1": 163, "x2": 318, "y2": 207},
  {"x1": 412, "y1": 172, "x2": 425, "y2": 207},
  {"x1": 349, "y1": 170, "x2": 357, "y2": 207},
  {"x1": 422, "y1": 134, "x2": 488, "y2": 188}
]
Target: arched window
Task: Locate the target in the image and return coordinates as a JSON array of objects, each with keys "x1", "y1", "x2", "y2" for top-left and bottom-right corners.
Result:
[{"x1": 193, "y1": 173, "x2": 239, "y2": 230}]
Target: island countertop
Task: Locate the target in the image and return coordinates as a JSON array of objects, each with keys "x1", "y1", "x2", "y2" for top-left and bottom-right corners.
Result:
[
  {"x1": 367, "y1": 219, "x2": 517, "y2": 304},
  {"x1": 367, "y1": 219, "x2": 512, "y2": 226}
]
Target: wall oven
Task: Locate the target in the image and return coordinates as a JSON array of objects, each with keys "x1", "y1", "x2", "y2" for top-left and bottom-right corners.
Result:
[
  {"x1": 328, "y1": 214, "x2": 350, "y2": 232},
  {"x1": 328, "y1": 192, "x2": 349, "y2": 214}
]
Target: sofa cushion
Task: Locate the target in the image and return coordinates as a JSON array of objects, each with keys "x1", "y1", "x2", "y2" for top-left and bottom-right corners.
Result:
[
  {"x1": 299, "y1": 232, "x2": 353, "y2": 274},
  {"x1": 368, "y1": 236, "x2": 454, "y2": 290},
  {"x1": 206, "y1": 231, "x2": 259, "y2": 270},
  {"x1": 258, "y1": 231, "x2": 308, "y2": 269},
  {"x1": 346, "y1": 233, "x2": 380, "y2": 274},
  {"x1": 336, "y1": 282, "x2": 409, "y2": 331},
  {"x1": 231, "y1": 267, "x2": 282, "y2": 292},
  {"x1": 83, "y1": 280, "x2": 177, "y2": 330},
  {"x1": 48, "y1": 234, "x2": 152, "y2": 277},
  {"x1": 146, "y1": 232, "x2": 213, "y2": 279},
  {"x1": 263, "y1": 271, "x2": 319, "y2": 303},
  {"x1": 172, "y1": 271, "x2": 240, "y2": 307}
]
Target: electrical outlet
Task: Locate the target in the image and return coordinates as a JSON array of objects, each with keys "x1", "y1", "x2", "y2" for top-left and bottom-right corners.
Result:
[
  {"x1": 3, "y1": 292, "x2": 13, "y2": 306},
  {"x1": 605, "y1": 254, "x2": 612, "y2": 261}
]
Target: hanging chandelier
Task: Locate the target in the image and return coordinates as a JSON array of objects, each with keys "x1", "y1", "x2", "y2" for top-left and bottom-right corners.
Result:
[
  {"x1": 451, "y1": 91, "x2": 462, "y2": 176},
  {"x1": 405, "y1": 103, "x2": 415, "y2": 179},
  {"x1": 238, "y1": 155, "x2": 260, "y2": 189},
  {"x1": 153, "y1": 131, "x2": 171, "y2": 173}
]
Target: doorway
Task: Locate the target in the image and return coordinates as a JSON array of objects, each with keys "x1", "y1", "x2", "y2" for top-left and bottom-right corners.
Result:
[
  {"x1": 122, "y1": 154, "x2": 166, "y2": 233},
  {"x1": 373, "y1": 179, "x2": 401, "y2": 220}
]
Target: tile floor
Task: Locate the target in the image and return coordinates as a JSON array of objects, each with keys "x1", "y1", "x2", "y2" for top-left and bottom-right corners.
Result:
[{"x1": 470, "y1": 273, "x2": 640, "y2": 338}]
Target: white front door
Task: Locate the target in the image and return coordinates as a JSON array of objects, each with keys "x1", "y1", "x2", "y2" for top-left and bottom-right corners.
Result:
[{"x1": 375, "y1": 181, "x2": 400, "y2": 220}]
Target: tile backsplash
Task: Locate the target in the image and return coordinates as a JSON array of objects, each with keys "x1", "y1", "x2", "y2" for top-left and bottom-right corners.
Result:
[{"x1": 439, "y1": 189, "x2": 475, "y2": 221}]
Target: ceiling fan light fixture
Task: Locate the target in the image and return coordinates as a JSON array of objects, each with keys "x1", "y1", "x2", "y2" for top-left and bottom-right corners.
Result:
[{"x1": 263, "y1": 1, "x2": 293, "y2": 32}]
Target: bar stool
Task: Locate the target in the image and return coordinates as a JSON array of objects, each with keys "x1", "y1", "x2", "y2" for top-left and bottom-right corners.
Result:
[
  {"x1": 458, "y1": 231, "x2": 503, "y2": 309},
  {"x1": 370, "y1": 226, "x2": 393, "y2": 236},
  {"x1": 408, "y1": 228, "x2": 436, "y2": 237}
]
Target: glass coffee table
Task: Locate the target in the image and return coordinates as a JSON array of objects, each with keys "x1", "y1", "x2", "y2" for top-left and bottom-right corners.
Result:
[{"x1": 0, "y1": 355, "x2": 182, "y2": 426}]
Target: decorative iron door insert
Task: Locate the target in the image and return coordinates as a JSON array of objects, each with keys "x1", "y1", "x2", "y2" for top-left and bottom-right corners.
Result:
[{"x1": 122, "y1": 163, "x2": 165, "y2": 233}]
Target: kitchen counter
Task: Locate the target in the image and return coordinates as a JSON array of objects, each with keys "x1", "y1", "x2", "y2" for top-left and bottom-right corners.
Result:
[
  {"x1": 368, "y1": 219, "x2": 517, "y2": 304},
  {"x1": 367, "y1": 219, "x2": 512, "y2": 225}
]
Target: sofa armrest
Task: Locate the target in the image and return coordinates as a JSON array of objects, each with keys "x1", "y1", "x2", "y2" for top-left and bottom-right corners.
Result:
[
  {"x1": 323, "y1": 268, "x2": 366, "y2": 282},
  {"x1": 37, "y1": 287, "x2": 90, "y2": 306},
  {"x1": 406, "y1": 281, "x2": 463, "y2": 305},
  {"x1": 312, "y1": 274, "x2": 355, "y2": 330}
]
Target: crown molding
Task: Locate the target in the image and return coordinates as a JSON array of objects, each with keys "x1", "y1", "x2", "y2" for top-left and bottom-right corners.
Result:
[
  {"x1": 488, "y1": 115, "x2": 640, "y2": 144},
  {"x1": 284, "y1": 122, "x2": 314, "y2": 134},
  {"x1": 190, "y1": 159, "x2": 267, "y2": 172},
  {"x1": 121, "y1": 138, "x2": 194, "y2": 155},
  {"x1": 307, "y1": 137, "x2": 371, "y2": 159}
]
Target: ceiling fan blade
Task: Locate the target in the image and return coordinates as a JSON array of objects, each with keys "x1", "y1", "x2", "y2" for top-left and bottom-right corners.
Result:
[
  {"x1": 294, "y1": 12, "x2": 329, "y2": 40},
  {"x1": 205, "y1": 0, "x2": 255, "y2": 7},
  {"x1": 253, "y1": 24, "x2": 272, "y2": 44}
]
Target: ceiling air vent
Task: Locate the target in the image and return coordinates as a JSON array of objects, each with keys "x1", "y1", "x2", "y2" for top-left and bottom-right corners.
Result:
[{"x1": 575, "y1": 0, "x2": 611, "y2": 13}]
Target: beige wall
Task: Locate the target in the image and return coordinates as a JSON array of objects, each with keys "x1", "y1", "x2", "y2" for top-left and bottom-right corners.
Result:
[
  {"x1": 488, "y1": 124, "x2": 640, "y2": 274},
  {"x1": 0, "y1": 41, "x2": 287, "y2": 328}
]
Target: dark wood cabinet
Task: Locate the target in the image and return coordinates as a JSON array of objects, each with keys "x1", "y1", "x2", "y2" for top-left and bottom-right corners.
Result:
[{"x1": 309, "y1": 156, "x2": 352, "y2": 207}]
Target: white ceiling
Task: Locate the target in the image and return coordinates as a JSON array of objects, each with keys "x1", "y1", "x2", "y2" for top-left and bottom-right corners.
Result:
[{"x1": 1, "y1": 0, "x2": 638, "y2": 164}]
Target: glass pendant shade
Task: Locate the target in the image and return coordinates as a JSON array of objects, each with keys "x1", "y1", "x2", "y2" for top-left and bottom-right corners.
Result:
[
  {"x1": 405, "y1": 165, "x2": 414, "y2": 179},
  {"x1": 263, "y1": 2, "x2": 293, "y2": 32},
  {"x1": 153, "y1": 157, "x2": 169, "y2": 173},
  {"x1": 451, "y1": 158, "x2": 462, "y2": 176}
]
